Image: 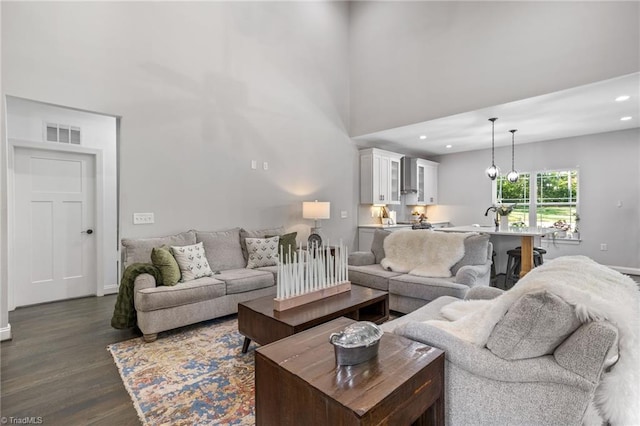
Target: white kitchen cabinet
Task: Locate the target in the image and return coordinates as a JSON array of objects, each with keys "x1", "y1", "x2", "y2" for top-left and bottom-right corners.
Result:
[
  {"x1": 407, "y1": 158, "x2": 439, "y2": 206},
  {"x1": 422, "y1": 160, "x2": 439, "y2": 205},
  {"x1": 360, "y1": 148, "x2": 403, "y2": 205}
]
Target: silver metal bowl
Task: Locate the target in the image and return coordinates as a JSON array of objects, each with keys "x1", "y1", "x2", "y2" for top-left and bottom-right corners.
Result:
[{"x1": 329, "y1": 321, "x2": 383, "y2": 366}]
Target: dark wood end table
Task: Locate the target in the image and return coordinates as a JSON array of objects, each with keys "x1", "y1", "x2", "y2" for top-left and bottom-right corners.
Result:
[
  {"x1": 238, "y1": 284, "x2": 389, "y2": 353},
  {"x1": 255, "y1": 317, "x2": 445, "y2": 425}
]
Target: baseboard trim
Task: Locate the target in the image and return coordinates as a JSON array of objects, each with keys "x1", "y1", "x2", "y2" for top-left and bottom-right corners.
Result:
[
  {"x1": 103, "y1": 285, "x2": 119, "y2": 295},
  {"x1": 609, "y1": 266, "x2": 640, "y2": 276},
  {"x1": 1, "y1": 324, "x2": 12, "y2": 341}
]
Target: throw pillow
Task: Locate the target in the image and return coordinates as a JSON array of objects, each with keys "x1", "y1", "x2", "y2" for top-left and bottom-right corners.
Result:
[
  {"x1": 170, "y1": 242, "x2": 214, "y2": 282},
  {"x1": 450, "y1": 233, "x2": 490, "y2": 275},
  {"x1": 240, "y1": 226, "x2": 286, "y2": 261},
  {"x1": 371, "y1": 229, "x2": 392, "y2": 264},
  {"x1": 196, "y1": 228, "x2": 245, "y2": 271},
  {"x1": 121, "y1": 230, "x2": 196, "y2": 268},
  {"x1": 486, "y1": 291, "x2": 583, "y2": 360},
  {"x1": 151, "y1": 245, "x2": 181, "y2": 286},
  {"x1": 245, "y1": 236, "x2": 280, "y2": 269},
  {"x1": 267, "y1": 232, "x2": 297, "y2": 263}
]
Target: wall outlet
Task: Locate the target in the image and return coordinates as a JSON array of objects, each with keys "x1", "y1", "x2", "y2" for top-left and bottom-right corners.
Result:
[
  {"x1": 263, "y1": 161, "x2": 269, "y2": 170},
  {"x1": 133, "y1": 212, "x2": 154, "y2": 224},
  {"x1": 341, "y1": 210, "x2": 348, "y2": 218},
  {"x1": 600, "y1": 243, "x2": 608, "y2": 251}
]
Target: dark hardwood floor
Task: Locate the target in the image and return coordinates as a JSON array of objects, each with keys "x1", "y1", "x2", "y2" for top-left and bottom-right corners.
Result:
[
  {"x1": 1, "y1": 295, "x2": 141, "y2": 425},
  {"x1": 2, "y1": 274, "x2": 638, "y2": 425}
]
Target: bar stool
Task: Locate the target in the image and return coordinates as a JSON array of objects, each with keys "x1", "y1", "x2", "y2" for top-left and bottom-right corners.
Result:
[
  {"x1": 533, "y1": 247, "x2": 547, "y2": 265},
  {"x1": 505, "y1": 248, "x2": 545, "y2": 288},
  {"x1": 490, "y1": 250, "x2": 497, "y2": 287},
  {"x1": 515, "y1": 246, "x2": 547, "y2": 265}
]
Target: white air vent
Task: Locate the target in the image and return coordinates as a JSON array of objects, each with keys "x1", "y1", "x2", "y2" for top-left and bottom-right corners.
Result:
[
  {"x1": 44, "y1": 122, "x2": 81, "y2": 145},
  {"x1": 46, "y1": 124, "x2": 58, "y2": 142},
  {"x1": 59, "y1": 125, "x2": 70, "y2": 143},
  {"x1": 70, "y1": 128, "x2": 81, "y2": 144}
]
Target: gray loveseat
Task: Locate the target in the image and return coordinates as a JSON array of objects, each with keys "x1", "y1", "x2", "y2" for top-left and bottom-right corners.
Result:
[
  {"x1": 121, "y1": 226, "x2": 287, "y2": 342},
  {"x1": 348, "y1": 229, "x2": 493, "y2": 313}
]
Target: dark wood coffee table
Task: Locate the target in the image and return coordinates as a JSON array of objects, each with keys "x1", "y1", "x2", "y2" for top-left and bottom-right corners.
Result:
[
  {"x1": 255, "y1": 317, "x2": 445, "y2": 425},
  {"x1": 238, "y1": 284, "x2": 389, "y2": 353}
]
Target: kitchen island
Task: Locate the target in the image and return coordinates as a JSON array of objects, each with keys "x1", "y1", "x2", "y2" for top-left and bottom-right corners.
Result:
[{"x1": 436, "y1": 225, "x2": 556, "y2": 277}]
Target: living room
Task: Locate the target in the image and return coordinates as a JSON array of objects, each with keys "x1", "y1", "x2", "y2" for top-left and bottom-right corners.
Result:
[{"x1": 1, "y1": 1, "x2": 639, "y2": 425}]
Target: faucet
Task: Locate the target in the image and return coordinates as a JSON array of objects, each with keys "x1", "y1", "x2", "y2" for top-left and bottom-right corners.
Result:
[{"x1": 484, "y1": 206, "x2": 499, "y2": 228}]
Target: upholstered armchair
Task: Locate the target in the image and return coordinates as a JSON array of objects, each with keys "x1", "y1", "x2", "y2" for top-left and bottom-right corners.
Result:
[{"x1": 381, "y1": 286, "x2": 621, "y2": 425}]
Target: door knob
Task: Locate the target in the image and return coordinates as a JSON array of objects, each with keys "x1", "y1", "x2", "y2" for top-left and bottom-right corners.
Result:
[{"x1": 82, "y1": 229, "x2": 94, "y2": 235}]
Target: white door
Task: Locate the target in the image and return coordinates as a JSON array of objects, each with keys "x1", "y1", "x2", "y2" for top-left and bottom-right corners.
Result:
[{"x1": 14, "y1": 147, "x2": 96, "y2": 306}]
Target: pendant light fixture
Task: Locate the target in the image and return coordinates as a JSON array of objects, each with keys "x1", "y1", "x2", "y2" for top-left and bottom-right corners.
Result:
[
  {"x1": 507, "y1": 129, "x2": 519, "y2": 183},
  {"x1": 485, "y1": 117, "x2": 499, "y2": 180}
]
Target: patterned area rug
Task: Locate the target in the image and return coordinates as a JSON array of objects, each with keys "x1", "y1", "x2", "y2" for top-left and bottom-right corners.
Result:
[{"x1": 107, "y1": 316, "x2": 255, "y2": 425}]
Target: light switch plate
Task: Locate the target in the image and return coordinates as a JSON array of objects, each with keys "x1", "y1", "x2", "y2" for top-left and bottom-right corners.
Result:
[
  {"x1": 341, "y1": 210, "x2": 348, "y2": 218},
  {"x1": 133, "y1": 212, "x2": 154, "y2": 224}
]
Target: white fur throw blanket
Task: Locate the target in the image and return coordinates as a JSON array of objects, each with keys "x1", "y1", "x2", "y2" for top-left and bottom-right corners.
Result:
[
  {"x1": 380, "y1": 230, "x2": 475, "y2": 277},
  {"x1": 428, "y1": 256, "x2": 640, "y2": 426}
]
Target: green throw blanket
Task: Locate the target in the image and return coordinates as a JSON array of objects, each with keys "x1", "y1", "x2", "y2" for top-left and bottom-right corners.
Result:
[{"x1": 111, "y1": 263, "x2": 161, "y2": 329}]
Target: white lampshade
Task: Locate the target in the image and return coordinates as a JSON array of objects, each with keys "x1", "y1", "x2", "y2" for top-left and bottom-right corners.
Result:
[{"x1": 302, "y1": 201, "x2": 331, "y2": 220}]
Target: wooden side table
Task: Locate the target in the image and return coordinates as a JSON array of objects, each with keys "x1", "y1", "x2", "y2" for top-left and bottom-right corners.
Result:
[{"x1": 255, "y1": 317, "x2": 444, "y2": 426}]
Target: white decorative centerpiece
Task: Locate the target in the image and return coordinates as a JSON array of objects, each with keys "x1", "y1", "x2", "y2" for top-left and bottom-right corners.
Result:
[
  {"x1": 274, "y1": 241, "x2": 350, "y2": 311},
  {"x1": 500, "y1": 215, "x2": 510, "y2": 231}
]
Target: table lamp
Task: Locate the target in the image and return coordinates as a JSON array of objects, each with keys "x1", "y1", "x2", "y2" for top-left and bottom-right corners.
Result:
[{"x1": 303, "y1": 200, "x2": 330, "y2": 246}]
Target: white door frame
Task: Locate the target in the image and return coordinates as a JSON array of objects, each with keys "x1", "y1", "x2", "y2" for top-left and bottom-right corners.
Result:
[{"x1": 7, "y1": 139, "x2": 105, "y2": 310}]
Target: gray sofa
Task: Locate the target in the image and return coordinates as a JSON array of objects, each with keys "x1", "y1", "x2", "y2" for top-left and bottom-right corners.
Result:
[
  {"x1": 381, "y1": 286, "x2": 619, "y2": 425},
  {"x1": 121, "y1": 226, "x2": 286, "y2": 342},
  {"x1": 348, "y1": 229, "x2": 493, "y2": 313}
]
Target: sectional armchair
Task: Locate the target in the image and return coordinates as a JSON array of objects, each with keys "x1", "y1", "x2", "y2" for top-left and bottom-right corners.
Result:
[
  {"x1": 381, "y1": 286, "x2": 621, "y2": 425},
  {"x1": 348, "y1": 229, "x2": 493, "y2": 313}
]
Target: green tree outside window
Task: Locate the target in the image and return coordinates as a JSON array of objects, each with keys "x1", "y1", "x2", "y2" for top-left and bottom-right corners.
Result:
[{"x1": 496, "y1": 170, "x2": 579, "y2": 234}]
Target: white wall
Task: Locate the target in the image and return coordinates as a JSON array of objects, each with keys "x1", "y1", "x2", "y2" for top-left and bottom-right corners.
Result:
[
  {"x1": 429, "y1": 128, "x2": 640, "y2": 272},
  {"x1": 6, "y1": 97, "x2": 119, "y2": 296},
  {"x1": 349, "y1": 1, "x2": 640, "y2": 136},
  {"x1": 1, "y1": 2, "x2": 355, "y2": 338},
  {"x1": 1, "y1": 1, "x2": 355, "y2": 240},
  {"x1": 0, "y1": 1, "x2": 9, "y2": 340},
  {"x1": 2, "y1": 1, "x2": 638, "y2": 343}
]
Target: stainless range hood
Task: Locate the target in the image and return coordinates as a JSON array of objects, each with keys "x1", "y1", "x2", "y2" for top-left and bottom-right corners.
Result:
[{"x1": 401, "y1": 157, "x2": 418, "y2": 194}]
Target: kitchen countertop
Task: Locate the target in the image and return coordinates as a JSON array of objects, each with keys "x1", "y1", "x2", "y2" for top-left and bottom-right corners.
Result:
[
  {"x1": 358, "y1": 220, "x2": 450, "y2": 229},
  {"x1": 435, "y1": 225, "x2": 555, "y2": 237},
  {"x1": 358, "y1": 224, "x2": 413, "y2": 229}
]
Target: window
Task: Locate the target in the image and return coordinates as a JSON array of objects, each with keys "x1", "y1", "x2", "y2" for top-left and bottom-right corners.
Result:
[
  {"x1": 496, "y1": 172, "x2": 531, "y2": 226},
  {"x1": 495, "y1": 169, "x2": 579, "y2": 236}
]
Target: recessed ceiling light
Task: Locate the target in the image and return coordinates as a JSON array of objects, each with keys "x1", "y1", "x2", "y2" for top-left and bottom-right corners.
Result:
[
  {"x1": 419, "y1": 135, "x2": 427, "y2": 140},
  {"x1": 445, "y1": 144, "x2": 452, "y2": 149},
  {"x1": 621, "y1": 116, "x2": 632, "y2": 121},
  {"x1": 615, "y1": 95, "x2": 630, "y2": 102}
]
